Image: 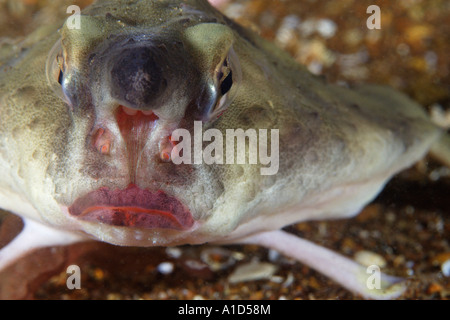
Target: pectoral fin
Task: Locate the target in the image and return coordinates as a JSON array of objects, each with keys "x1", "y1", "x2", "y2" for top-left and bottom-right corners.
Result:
[
  {"x1": 240, "y1": 229, "x2": 407, "y2": 300},
  {"x1": 0, "y1": 217, "x2": 85, "y2": 273}
]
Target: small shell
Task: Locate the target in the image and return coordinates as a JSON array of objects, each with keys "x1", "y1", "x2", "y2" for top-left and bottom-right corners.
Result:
[
  {"x1": 200, "y1": 247, "x2": 236, "y2": 271},
  {"x1": 228, "y1": 261, "x2": 277, "y2": 284},
  {"x1": 165, "y1": 247, "x2": 182, "y2": 259}
]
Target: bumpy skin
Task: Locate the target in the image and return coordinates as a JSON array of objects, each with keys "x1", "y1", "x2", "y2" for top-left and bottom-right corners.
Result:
[{"x1": 0, "y1": 0, "x2": 441, "y2": 251}]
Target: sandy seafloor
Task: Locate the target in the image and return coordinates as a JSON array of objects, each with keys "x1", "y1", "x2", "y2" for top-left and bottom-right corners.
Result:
[{"x1": 0, "y1": 0, "x2": 449, "y2": 299}]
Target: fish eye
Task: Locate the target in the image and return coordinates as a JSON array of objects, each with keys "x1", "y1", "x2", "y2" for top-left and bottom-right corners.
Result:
[
  {"x1": 218, "y1": 58, "x2": 232, "y2": 96},
  {"x1": 46, "y1": 40, "x2": 71, "y2": 105},
  {"x1": 207, "y1": 47, "x2": 241, "y2": 120},
  {"x1": 47, "y1": 45, "x2": 65, "y2": 86},
  {"x1": 57, "y1": 69, "x2": 64, "y2": 85},
  {"x1": 56, "y1": 55, "x2": 64, "y2": 86}
]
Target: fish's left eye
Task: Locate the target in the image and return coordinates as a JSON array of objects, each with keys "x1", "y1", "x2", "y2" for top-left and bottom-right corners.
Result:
[
  {"x1": 205, "y1": 47, "x2": 241, "y2": 121},
  {"x1": 218, "y1": 59, "x2": 232, "y2": 96}
]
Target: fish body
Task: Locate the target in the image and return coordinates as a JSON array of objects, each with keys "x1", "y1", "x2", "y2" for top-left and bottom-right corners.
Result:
[{"x1": 0, "y1": 0, "x2": 444, "y2": 298}]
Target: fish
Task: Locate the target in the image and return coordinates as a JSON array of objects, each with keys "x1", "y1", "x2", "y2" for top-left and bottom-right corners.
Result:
[{"x1": 0, "y1": 0, "x2": 448, "y2": 299}]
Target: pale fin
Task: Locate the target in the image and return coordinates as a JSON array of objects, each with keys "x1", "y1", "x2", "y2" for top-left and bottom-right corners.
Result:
[
  {"x1": 429, "y1": 133, "x2": 450, "y2": 168},
  {"x1": 240, "y1": 230, "x2": 406, "y2": 299},
  {"x1": 0, "y1": 218, "x2": 85, "y2": 272}
]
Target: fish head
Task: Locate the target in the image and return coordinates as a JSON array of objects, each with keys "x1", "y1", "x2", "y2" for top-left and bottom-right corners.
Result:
[{"x1": 36, "y1": 0, "x2": 280, "y2": 246}]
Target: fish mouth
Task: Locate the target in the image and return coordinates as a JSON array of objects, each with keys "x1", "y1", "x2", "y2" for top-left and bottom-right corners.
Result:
[{"x1": 68, "y1": 184, "x2": 194, "y2": 230}]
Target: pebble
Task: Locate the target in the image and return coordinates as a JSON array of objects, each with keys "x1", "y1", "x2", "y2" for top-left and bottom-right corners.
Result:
[
  {"x1": 316, "y1": 19, "x2": 337, "y2": 39},
  {"x1": 307, "y1": 61, "x2": 323, "y2": 75},
  {"x1": 270, "y1": 275, "x2": 284, "y2": 283},
  {"x1": 275, "y1": 14, "x2": 301, "y2": 47},
  {"x1": 406, "y1": 261, "x2": 415, "y2": 276},
  {"x1": 441, "y1": 260, "x2": 450, "y2": 277},
  {"x1": 354, "y1": 250, "x2": 387, "y2": 268},
  {"x1": 282, "y1": 272, "x2": 294, "y2": 288},
  {"x1": 430, "y1": 103, "x2": 450, "y2": 129},
  {"x1": 184, "y1": 259, "x2": 208, "y2": 271},
  {"x1": 268, "y1": 249, "x2": 281, "y2": 262},
  {"x1": 157, "y1": 262, "x2": 174, "y2": 275},
  {"x1": 165, "y1": 247, "x2": 182, "y2": 259}
]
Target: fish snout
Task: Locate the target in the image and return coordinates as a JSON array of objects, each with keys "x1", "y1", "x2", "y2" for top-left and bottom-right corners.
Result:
[{"x1": 110, "y1": 47, "x2": 168, "y2": 112}]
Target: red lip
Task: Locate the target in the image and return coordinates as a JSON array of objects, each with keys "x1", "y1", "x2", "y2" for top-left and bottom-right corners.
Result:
[{"x1": 68, "y1": 184, "x2": 194, "y2": 230}]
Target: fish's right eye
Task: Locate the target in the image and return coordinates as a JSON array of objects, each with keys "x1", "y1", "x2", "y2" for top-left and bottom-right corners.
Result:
[
  {"x1": 55, "y1": 54, "x2": 65, "y2": 85},
  {"x1": 46, "y1": 40, "x2": 71, "y2": 105},
  {"x1": 57, "y1": 68, "x2": 64, "y2": 85}
]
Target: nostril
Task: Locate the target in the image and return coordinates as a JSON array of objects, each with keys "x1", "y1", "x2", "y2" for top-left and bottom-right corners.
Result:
[
  {"x1": 159, "y1": 136, "x2": 174, "y2": 163},
  {"x1": 92, "y1": 127, "x2": 113, "y2": 155},
  {"x1": 160, "y1": 150, "x2": 171, "y2": 162}
]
